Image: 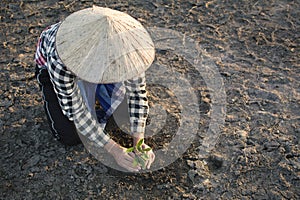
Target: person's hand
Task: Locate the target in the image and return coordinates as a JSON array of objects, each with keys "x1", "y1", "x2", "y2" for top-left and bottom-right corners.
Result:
[
  {"x1": 133, "y1": 136, "x2": 155, "y2": 170},
  {"x1": 105, "y1": 140, "x2": 141, "y2": 172},
  {"x1": 139, "y1": 142, "x2": 155, "y2": 170}
]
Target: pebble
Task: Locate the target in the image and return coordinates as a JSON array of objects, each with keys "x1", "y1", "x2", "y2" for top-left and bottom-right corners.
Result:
[{"x1": 236, "y1": 130, "x2": 248, "y2": 140}]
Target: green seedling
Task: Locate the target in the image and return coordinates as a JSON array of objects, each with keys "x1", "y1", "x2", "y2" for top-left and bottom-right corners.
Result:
[{"x1": 126, "y1": 139, "x2": 152, "y2": 170}]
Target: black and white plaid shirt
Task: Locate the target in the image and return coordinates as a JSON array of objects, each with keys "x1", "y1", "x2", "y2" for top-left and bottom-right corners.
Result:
[{"x1": 35, "y1": 23, "x2": 149, "y2": 147}]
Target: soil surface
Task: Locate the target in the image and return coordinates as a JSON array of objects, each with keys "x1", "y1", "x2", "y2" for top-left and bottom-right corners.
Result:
[{"x1": 1, "y1": 0, "x2": 299, "y2": 199}]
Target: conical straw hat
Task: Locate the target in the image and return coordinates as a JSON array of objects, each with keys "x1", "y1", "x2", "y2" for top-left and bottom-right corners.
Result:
[{"x1": 56, "y1": 6, "x2": 155, "y2": 83}]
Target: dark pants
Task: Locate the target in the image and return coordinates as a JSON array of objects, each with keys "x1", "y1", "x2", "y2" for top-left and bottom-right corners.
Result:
[{"x1": 36, "y1": 66, "x2": 82, "y2": 146}]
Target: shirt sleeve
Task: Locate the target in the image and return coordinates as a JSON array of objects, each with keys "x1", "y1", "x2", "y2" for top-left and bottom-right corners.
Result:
[
  {"x1": 47, "y1": 56, "x2": 110, "y2": 147},
  {"x1": 35, "y1": 26, "x2": 110, "y2": 147},
  {"x1": 34, "y1": 31, "x2": 47, "y2": 68},
  {"x1": 125, "y1": 73, "x2": 149, "y2": 134}
]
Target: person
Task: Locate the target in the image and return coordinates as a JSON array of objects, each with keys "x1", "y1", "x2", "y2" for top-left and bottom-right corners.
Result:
[{"x1": 34, "y1": 6, "x2": 155, "y2": 172}]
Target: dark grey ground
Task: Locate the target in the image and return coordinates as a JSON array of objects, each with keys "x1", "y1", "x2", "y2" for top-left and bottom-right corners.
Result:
[{"x1": 1, "y1": 0, "x2": 299, "y2": 199}]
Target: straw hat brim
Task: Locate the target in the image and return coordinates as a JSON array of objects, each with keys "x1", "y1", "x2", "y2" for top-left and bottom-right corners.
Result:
[{"x1": 56, "y1": 6, "x2": 155, "y2": 83}]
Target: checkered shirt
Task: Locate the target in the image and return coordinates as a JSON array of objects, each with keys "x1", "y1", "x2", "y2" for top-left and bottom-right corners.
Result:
[{"x1": 35, "y1": 23, "x2": 149, "y2": 147}]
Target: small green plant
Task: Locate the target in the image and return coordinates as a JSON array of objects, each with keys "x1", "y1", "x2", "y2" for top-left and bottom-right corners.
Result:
[{"x1": 126, "y1": 139, "x2": 152, "y2": 170}]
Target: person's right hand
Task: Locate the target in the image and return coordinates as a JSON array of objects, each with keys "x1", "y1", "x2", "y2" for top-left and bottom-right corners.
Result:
[{"x1": 104, "y1": 140, "x2": 141, "y2": 172}]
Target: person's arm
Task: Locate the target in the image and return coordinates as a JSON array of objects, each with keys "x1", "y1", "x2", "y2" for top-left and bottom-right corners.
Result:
[
  {"x1": 47, "y1": 54, "x2": 110, "y2": 147},
  {"x1": 35, "y1": 24, "x2": 110, "y2": 147},
  {"x1": 125, "y1": 73, "x2": 149, "y2": 145},
  {"x1": 47, "y1": 59, "x2": 141, "y2": 171},
  {"x1": 125, "y1": 74, "x2": 155, "y2": 169}
]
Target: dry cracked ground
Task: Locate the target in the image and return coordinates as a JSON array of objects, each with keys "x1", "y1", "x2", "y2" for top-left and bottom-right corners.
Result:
[{"x1": 1, "y1": 0, "x2": 299, "y2": 199}]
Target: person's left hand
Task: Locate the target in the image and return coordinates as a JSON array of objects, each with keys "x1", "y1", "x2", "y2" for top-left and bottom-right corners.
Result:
[{"x1": 139, "y1": 142, "x2": 155, "y2": 170}]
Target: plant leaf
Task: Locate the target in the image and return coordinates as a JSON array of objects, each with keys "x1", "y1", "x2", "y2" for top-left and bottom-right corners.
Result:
[
  {"x1": 137, "y1": 138, "x2": 144, "y2": 148},
  {"x1": 143, "y1": 148, "x2": 152, "y2": 152},
  {"x1": 126, "y1": 147, "x2": 135, "y2": 153},
  {"x1": 137, "y1": 145, "x2": 143, "y2": 153}
]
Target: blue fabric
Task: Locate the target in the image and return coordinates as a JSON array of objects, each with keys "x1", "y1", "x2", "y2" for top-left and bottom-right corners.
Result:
[
  {"x1": 95, "y1": 83, "x2": 126, "y2": 125},
  {"x1": 77, "y1": 80, "x2": 97, "y2": 118}
]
